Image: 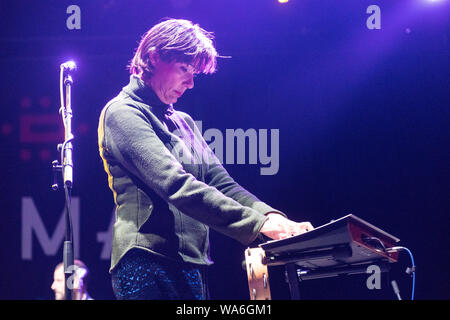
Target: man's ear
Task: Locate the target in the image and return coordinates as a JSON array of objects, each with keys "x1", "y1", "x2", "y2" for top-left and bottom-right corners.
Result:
[{"x1": 148, "y1": 48, "x2": 160, "y2": 66}]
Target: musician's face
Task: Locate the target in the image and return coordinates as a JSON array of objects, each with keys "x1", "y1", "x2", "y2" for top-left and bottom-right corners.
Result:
[
  {"x1": 51, "y1": 266, "x2": 65, "y2": 300},
  {"x1": 50, "y1": 265, "x2": 84, "y2": 300},
  {"x1": 148, "y1": 56, "x2": 196, "y2": 105}
]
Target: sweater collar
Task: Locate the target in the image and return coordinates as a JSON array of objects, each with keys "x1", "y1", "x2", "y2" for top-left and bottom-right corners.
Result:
[{"x1": 123, "y1": 75, "x2": 174, "y2": 116}]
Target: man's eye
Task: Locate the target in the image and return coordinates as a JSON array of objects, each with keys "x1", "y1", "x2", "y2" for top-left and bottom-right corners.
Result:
[{"x1": 180, "y1": 66, "x2": 188, "y2": 72}]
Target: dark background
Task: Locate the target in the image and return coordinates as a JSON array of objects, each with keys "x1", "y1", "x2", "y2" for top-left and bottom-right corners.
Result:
[{"x1": 0, "y1": 0, "x2": 449, "y2": 300}]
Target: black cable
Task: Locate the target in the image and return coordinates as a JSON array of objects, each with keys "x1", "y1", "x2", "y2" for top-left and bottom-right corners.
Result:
[{"x1": 361, "y1": 235, "x2": 387, "y2": 253}]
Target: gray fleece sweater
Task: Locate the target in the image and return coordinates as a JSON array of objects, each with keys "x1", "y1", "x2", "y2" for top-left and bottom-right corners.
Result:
[{"x1": 98, "y1": 75, "x2": 284, "y2": 272}]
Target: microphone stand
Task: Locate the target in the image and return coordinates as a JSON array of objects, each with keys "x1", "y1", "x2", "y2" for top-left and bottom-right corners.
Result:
[{"x1": 52, "y1": 63, "x2": 76, "y2": 300}]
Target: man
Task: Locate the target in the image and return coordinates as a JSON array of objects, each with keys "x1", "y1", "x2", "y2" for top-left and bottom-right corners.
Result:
[
  {"x1": 51, "y1": 260, "x2": 92, "y2": 300},
  {"x1": 98, "y1": 19, "x2": 313, "y2": 300}
]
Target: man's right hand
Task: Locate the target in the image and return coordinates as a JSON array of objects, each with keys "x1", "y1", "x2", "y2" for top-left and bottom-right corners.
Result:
[{"x1": 260, "y1": 213, "x2": 313, "y2": 240}]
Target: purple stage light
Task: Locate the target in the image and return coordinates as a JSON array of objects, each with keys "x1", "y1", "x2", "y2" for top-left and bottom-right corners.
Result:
[{"x1": 423, "y1": 0, "x2": 447, "y2": 4}]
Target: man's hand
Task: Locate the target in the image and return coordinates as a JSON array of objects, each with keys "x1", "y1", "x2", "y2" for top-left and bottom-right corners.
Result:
[{"x1": 260, "y1": 213, "x2": 313, "y2": 240}]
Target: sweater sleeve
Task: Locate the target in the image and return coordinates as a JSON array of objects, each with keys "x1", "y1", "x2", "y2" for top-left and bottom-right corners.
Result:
[{"x1": 101, "y1": 102, "x2": 268, "y2": 245}]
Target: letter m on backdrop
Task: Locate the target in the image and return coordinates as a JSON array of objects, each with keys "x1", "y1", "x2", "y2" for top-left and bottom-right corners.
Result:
[{"x1": 21, "y1": 197, "x2": 80, "y2": 260}]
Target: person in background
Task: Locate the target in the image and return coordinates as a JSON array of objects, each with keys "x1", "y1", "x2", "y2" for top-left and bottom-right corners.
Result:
[{"x1": 51, "y1": 259, "x2": 93, "y2": 300}]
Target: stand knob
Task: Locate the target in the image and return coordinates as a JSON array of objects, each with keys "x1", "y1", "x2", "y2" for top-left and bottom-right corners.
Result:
[{"x1": 52, "y1": 160, "x2": 61, "y2": 190}]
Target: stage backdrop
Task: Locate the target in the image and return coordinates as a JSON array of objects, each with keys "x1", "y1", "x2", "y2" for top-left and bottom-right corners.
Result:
[{"x1": 0, "y1": 0, "x2": 449, "y2": 299}]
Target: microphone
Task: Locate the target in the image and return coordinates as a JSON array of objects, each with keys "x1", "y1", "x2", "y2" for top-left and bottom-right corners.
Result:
[
  {"x1": 391, "y1": 280, "x2": 402, "y2": 300},
  {"x1": 58, "y1": 60, "x2": 76, "y2": 188},
  {"x1": 60, "y1": 61, "x2": 77, "y2": 72}
]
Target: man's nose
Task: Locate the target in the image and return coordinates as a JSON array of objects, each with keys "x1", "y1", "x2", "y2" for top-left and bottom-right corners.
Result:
[{"x1": 184, "y1": 74, "x2": 194, "y2": 89}]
